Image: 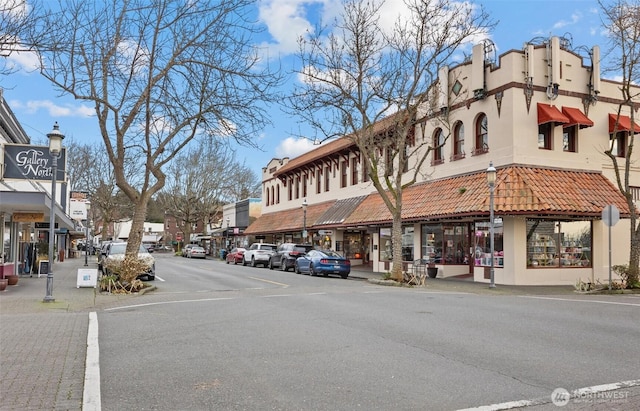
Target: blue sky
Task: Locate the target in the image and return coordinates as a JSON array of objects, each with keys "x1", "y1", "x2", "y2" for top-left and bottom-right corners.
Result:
[{"x1": 2, "y1": 0, "x2": 608, "y2": 178}]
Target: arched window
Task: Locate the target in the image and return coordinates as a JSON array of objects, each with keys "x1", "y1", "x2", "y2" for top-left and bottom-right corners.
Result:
[
  {"x1": 271, "y1": 186, "x2": 275, "y2": 205},
  {"x1": 276, "y1": 184, "x2": 280, "y2": 204},
  {"x1": 452, "y1": 121, "x2": 465, "y2": 160},
  {"x1": 266, "y1": 186, "x2": 270, "y2": 206},
  {"x1": 474, "y1": 114, "x2": 489, "y2": 155},
  {"x1": 432, "y1": 128, "x2": 444, "y2": 165}
]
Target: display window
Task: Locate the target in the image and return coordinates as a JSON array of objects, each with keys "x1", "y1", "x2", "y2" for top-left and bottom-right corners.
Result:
[
  {"x1": 343, "y1": 231, "x2": 363, "y2": 259},
  {"x1": 421, "y1": 223, "x2": 471, "y2": 265},
  {"x1": 526, "y1": 220, "x2": 591, "y2": 268},
  {"x1": 474, "y1": 221, "x2": 503, "y2": 267}
]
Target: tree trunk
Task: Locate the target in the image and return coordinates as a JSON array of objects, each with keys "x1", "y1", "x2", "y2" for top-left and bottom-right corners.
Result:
[
  {"x1": 390, "y1": 211, "x2": 404, "y2": 282},
  {"x1": 125, "y1": 197, "x2": 150, "y2": 257}
]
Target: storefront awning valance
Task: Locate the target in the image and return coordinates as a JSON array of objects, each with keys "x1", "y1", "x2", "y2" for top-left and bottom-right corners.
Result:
[
  {"x1": 537, "y1": 103, "x2": 569, "y2": 125},
  {"x1": 609, "y1": 113, "x2": 640, "y2": 133},
  {"x1": 562, "y1": 107, "x2": 593, "y2": 128}
]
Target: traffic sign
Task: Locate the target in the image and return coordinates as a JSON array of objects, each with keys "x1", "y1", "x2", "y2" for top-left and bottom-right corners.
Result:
[{"x1": 601, "y1": 205, "x2": 620, "y2": 227}]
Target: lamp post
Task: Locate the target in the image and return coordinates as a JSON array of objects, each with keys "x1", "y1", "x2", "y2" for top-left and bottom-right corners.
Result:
[
  {"x1": 84, "y1": 201, "x2": 91, "y2": 266},
  {"x1": 44, "y1": 122, "x2": 65, "y2": 303},
  {"x1": 226, "y1": 217, "x2": 230, "y2": 248},
  {"x1": 486, "y1": 162, "x2": 497, "y2": 289},
  {"x1": 302, "y1": 198, "x2": 308, "y2": 243}
]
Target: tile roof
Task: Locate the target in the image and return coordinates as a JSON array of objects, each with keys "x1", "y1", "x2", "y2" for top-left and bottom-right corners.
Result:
[
  {"x1": 344, "y1": 166, "x2": 631, "y2": 225},
  {"x1": 244, "y1": 200, "x2": 335, "y2": 234},
  {"x1": 245, "y1": 166, "x2": 631, "y2": 234},
  {"x1": 314, "y1": 196, "x2": 367, "y2": 226}
]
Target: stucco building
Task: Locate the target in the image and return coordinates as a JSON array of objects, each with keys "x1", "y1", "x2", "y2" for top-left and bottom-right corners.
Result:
[{"x1": 245, "y1": 35, "x2": 638, "y2": 286}]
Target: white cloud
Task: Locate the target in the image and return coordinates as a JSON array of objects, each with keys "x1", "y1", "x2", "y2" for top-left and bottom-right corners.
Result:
[
  {"x1": 275, "y1": 136, "x2": 315, "y2": 158},
  {"x1": 10, "y1": 99, "x2": 95, "y2": 118},
  {"x1": 553, "y1": 12, "x2": 582, "y2": 30}
]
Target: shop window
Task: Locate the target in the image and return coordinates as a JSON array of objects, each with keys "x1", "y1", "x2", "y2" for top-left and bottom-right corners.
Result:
[
  {"x1": 343, "y1": 231, "x2": 363, "y2": 259},
  {"x1": 526, "y1": 220, "x2": 591, "y2": 268},
  {"x1": 401, "y1": 226, "x2": 414, "y2": 262},
  {"x1": 422, "y1": 223, "x2": 470, "y2": 265},
  {"x1": 563, "y1": 126, "x2": 577, "y2": 152},
  {"x1": 380, "y1": 228, "x2": 392, "y2": 262},
  {"x1": 538, "y1": 123, "x2": 553, "y2": 150},
  {"x1": 473, "y1": 221, "x2": 503, "y2": 267},
  {"x1": 473, "y1": 114, "x2": 489, "y2": 155}
]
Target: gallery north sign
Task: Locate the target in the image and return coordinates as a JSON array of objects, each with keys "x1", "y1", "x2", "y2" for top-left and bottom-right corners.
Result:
[{"x1": 2, "y1": 144, "x2": 66, "y2": 181}]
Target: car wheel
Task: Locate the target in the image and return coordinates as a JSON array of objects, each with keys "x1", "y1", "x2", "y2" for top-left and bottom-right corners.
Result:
[
  {"x1": 309, "y1": 264, "x2": 315, "y2": 276},
  {"x1": 280, "y1": 259, "x2": 287, "y2": 271},
  {"x1": 295, "y1": 263, "x2": 301, "y2": 274},
  {"x1": 269, "y1": 259, "x2": 274, "y2": 270},
  {"x1": 234, "y1": 258, "x2": 238, "y2": 265},
  {"x1": 226, "y1": 259, "x2": 230, "y2": 264},
  {"x1": 242, "y1": 258, "x2": 247, "y2": 266},
  {"x1": 251, "y1": 257, "x2": 256, "y2": 267}
]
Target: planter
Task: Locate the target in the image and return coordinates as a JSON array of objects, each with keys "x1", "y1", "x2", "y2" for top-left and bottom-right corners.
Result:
[
  {"x1": 427, "y1": 267, "x2": 438, "y2": 278},
  {"x1": 5, "y1": 275, "x2": 19, "y2": 286},
  {"x1": 0, "y1": 278, "x2": 8, "y2": 291}
]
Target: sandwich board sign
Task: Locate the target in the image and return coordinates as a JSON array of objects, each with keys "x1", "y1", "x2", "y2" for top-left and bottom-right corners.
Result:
[{"x1": 77, "y1": 268, "x2": 98, "y2": 288}]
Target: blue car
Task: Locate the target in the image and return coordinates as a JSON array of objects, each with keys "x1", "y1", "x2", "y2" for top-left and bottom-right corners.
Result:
[{"x1": 294, "y1": 250, "x2": 351, "y2": 279}]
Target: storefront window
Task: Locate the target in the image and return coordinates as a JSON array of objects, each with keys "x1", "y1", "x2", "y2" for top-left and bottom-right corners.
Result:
[
  {"x1": 421, "y1": 223, "x2": 470, "y2": 265},
  {"x1": 474, "y1": 221, "x2": 503, "y2": 267},
  {"x1": 401, "y1": 226, "x2": 414, "y2": 261},
  {"x1": 344, "y1": 231, "x2": 363, "y2": 259},
  {"x1": 526, "y1": 220, "x2": 591, "y2": 268},
  {"x1": 380, "y1": 228, "x2": 392, "y2": 262}
]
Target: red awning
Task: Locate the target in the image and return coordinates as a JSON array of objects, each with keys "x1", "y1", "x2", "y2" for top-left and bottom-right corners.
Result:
[
  {"x1": 609, "y1": 113, "x2": 640, "y2": 133},
  {"x1": 537, "y1": 103, "x2": 569, "y2": 125},
  {"x1": 562, "y1": 107, "x2": 593, "y2": 128}
]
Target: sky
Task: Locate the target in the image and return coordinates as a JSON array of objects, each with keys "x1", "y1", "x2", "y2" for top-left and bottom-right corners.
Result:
[{"x1": 1, "y1": 0, "x2": 611, "y2": 178}]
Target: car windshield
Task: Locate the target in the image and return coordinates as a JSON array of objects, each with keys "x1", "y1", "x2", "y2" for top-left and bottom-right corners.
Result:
[
  {"x1": 260, "y1": 245, "x2": 274, "y2": 251},
  {"x1": 109, "y1": 244, "x2": 149, "y2": 255},
  {"x1": 294, "y1": 246, "x2": 312, "y2": 253}
]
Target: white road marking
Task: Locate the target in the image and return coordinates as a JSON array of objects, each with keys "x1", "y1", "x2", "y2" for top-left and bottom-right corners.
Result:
[
  {"x1": 521, "y1": 296, "x2": 640, "y2": 307},
  {"x1": 83, "y1": 312, "x2": 101, "y2": 411},
  {"x1": 104, "y1": 297, "x2": 234, "y2": 311}
]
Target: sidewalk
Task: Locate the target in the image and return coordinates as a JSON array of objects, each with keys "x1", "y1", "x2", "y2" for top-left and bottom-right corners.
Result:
[{"x1": 0, "y1": 255, "x2": 115, "y2": 411}]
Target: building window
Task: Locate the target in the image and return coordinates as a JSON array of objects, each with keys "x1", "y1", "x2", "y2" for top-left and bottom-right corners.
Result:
[
  {"x1": 380, "y1": 228, "x2": 392, "y2": 262},
  {"x1": 351, "y1": 157, "x2": 359, "y2": 185},
  {"x1": 316, "y1": 169, "x2": 322, "y2": 194},
  {"x1": 611, "y1": 132, "x2": 627, "y2": 157},
  {"x1": 473, "y1": 113, "x2": 489, "y2": 155},
  {"x1": 422, "y1": 223, "x2": 470, "y2": 265},
  {"x1": 276, "y1": 184, "x2": 280, "y2": 204},
  {"x1": 538, "y1": 123, "x2": 553, "y2": 150},
  {"x1": 302, "y1": 174, "x2": 308, "y2": 197},
  {"x1": 324, "y1": 166, "x2": 330, "y2": 191},
  {"x1": 432, "y1": 128, "x2": 444, "y2": 165},
  {"x1": 401, "y1": 226, "x2": 414, "y2": 262},
  {"x1": 295, "y1": 176, "x2": 300, "y2": 199},
  {"x1": 362, "y1": 154, "x2": 370, "y2": 182},
  {"x1": 288, "y1": 178, "x2": 293, "y2": 201},
  {"x1": 526, "y1": 220, "x2": 591, "y2": 268},
  {"x1": 452, "y1": 121, "x2": 465, "y2": 160},
  {"x1": 266, "y1": 188, "x2": 270, "y2": 206},
  {"x1": 340, "y1": 160, "x2": 348, "y2": 188},
  {"x1": 402, "y1": 144, "x2": 409, "y2": 173},
  {"x1": 563, "y1": 126, "x2": 577, "y2": 152}
]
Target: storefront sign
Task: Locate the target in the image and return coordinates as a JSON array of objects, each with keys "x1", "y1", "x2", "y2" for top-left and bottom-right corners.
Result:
[
  {"x1": 12, "y1": 212, "x2": 44, "y2": 222},
  {"x1": 3, "y1": 144, "x2": 66, "y2": 181}
]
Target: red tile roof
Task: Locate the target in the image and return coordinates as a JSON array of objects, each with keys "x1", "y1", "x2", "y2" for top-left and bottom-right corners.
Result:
[{"x1": 245, "y1": 166, "x2": 631, "y2": 234}]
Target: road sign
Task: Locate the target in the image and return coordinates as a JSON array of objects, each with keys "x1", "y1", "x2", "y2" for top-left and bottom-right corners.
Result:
[{"x1": 601, "y1": 205, "x2": 620, "y2": 227}]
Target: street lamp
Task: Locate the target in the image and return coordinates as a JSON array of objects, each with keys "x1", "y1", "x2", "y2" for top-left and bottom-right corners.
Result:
[
  {"x1": 44, "y1": 122, "x2": 65, "y2": 303},
  {"x1": 486, "y1": 161, "x2": 497, "y2": 289},
  {"x1": 226, "y1": 217, "x2": 230, "y2": 248},
  {"x1": 302, "y1": 198, "x2": 308, "y2": 243},
  {"x1": 84, "y1": 201, "x2": 91, "y2": 266}
]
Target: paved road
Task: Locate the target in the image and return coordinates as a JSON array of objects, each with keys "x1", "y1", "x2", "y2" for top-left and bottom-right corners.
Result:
[{"x1": 1, "y1": 253, "x2": 639, "y2": 410}]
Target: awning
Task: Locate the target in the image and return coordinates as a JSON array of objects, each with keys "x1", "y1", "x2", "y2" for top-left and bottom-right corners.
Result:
[
  {"x1": 244, "y1": 201, "x2": 335, "y2": 235},
  {"x1": 562, "y1": 107, "x2": 593, "y2": 128},
  {"x1": 314, "y1": 196, "x2": 367, "y2": 226},
  {"x1": 537, "y1": 103, "x2": 569, "y2": 125},
  {"x1": 609, "y1": 113, "x2": 640, "y2": 133}
]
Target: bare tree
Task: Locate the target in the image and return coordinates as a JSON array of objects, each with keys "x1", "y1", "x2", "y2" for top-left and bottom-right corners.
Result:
[
  {"x1": 289, "y1": 0, "x2": 493, "y2": 281},
  {"x1": 22, "y1": 0, "x2": 281, "y2": 259},
  {"x1": 0, "y1": 0, "x2": 37, "y2": 75},
  {"x1": 600, "y1": 0, "x2": 640, "y2": 287}
]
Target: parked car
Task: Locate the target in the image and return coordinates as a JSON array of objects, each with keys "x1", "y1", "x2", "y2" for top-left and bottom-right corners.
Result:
[
  {"x1": 226, "y1": 247, "x2": 246, "y2": 264},
  {"x1": 101, "y1": 242, "x2": 156, "y2": 281},
  {"x1": 182, "y1": 244, "x2": 195, "y2": 257},
  {"x1": 294, "y1": 249, "x2": 351, "y2": 279},
  {"x1": 186, "y1": 246, "x2": 206, "y2": 259},
  {"x1": 268, "y1": 243, "x2": 314, "y2": 271},
  {"x1": 242, "y1": 243, "x2": 276, "y2": 267},
  {"x1": 143, "y1": 244, "x2": 154, "y2": 253}
]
